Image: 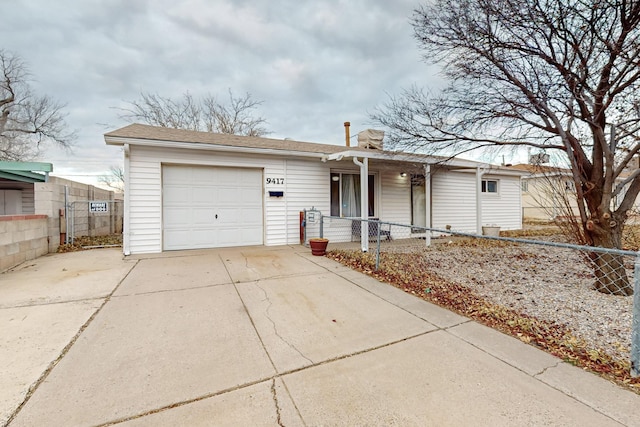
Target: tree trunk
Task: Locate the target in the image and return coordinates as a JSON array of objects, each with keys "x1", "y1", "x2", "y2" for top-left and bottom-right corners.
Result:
[{"x1": 589, "y1": 225, "x2": 633, "y2": 296}]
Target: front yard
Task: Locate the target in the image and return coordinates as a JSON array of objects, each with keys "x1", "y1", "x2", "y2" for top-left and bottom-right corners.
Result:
[{"x1": 328, "y1": 223, "x2": 640, "y2": 393}]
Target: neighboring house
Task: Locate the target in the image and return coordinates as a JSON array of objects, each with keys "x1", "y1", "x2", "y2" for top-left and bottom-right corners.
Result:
[
  {"x1": 509, "y1": 164, "x2": 580, "y2": 220},
  {"x1": 104, "y1": 123, "x2": 525, "y2": 256},
  {"x1": 511, "y1": 163, "x2": 640, "y2": 221},
  {"x1": 0, "y1": 161, "x2": 123, "y2": 271}
]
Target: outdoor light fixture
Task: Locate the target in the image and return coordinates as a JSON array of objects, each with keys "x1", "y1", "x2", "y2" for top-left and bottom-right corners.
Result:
[
  {"x1": 331, "y1": 175, "x2": 340, "y2": 181},
  {"x1": 400, "y1": 172, "x2": 407, "y2": 177}
]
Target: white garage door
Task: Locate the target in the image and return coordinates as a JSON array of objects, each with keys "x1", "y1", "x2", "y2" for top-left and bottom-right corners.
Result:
[{"x1": 162, "y1": 165, "x2": 264, "y2": 250}]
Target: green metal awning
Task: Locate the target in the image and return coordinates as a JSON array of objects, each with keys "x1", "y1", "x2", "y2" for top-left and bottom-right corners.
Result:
[{"x1": 0, "y1": 161, "x2": 53, "y2": 183}]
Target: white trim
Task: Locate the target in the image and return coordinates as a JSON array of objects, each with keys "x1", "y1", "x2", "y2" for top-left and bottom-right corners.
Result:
[
  {"x1": 424, "y1": 164, "x2": 431, "y2": 246},
  {"x1": 481, "y1": 179, "x2": 499, "y2": 194},
  {"x1": 123, "y1": 144, "x2": 131, "y2": 256},
  {"x1": 327, "y1": 149, "x2": 478, "y2": 168}
]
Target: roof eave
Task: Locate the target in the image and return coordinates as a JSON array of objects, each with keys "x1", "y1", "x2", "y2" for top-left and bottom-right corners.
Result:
[{"x1": 105, "y1": 136, "x2": 330, "y2": 159}]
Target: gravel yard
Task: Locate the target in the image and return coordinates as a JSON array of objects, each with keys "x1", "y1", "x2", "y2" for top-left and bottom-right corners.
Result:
[{"x1": 395, "y1": 240, "x2": 634, "y2": 364}]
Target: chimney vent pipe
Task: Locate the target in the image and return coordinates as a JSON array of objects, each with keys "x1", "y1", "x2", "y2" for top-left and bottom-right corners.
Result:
[{"x1": 344, "y1": 122, "x2": 351, "y2": 147}]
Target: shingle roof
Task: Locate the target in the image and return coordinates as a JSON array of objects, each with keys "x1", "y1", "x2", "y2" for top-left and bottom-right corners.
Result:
[
  {"x1": 104, "y1": 124, "x2": 526, "y2": 173},
  {"x1": 105, "y1": 123, "x2": 372, "y2": 155}
]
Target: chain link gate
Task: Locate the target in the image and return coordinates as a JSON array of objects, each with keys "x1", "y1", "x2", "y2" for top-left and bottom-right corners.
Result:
[{"x1": 66, "y1": 200, "x2": 124, "y2": 246}]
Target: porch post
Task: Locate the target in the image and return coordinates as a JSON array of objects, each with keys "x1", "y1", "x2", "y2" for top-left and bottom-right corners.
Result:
[
  {"x1": 352, "y1": 156, "x2": 369, "y2": 252},
  {"x1": 361, "y1": 157, "x2": 369, "y2": 252},
  {"x1": 424, "y1": 164, "x2": 431, "y2": 246}
]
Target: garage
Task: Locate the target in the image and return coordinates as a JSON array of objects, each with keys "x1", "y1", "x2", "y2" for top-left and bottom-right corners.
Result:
[{"x1": 162, "y1": 165, "x2": 264, "y2": 250}]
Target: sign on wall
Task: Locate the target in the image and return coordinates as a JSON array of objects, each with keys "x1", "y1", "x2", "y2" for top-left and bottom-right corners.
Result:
[{"x1": 89, "y1": 201, "x2": 109, "y2": 213}]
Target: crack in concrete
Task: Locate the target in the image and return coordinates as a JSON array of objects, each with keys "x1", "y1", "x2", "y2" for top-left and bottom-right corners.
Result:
[
  {"x1": 534, "y1": 361, "x2": 561, "y2": 377},
  {"x1": 255, "y1": 283, "x2": 315, "y2": 365},
  {"x1": 5, "y1": 259, "x2": 140, "y2": 427},
  {"x1": 94, "y1": 332, "x2": 433, "y2": 426},
  {"x1": 270, "y1": 379, "x2": 284, "y2": 427}
]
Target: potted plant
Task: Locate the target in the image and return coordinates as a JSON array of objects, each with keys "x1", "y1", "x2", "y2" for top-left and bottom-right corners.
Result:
[{"x1": 309, "y1": 238, "x2": 329, "y2": 256}]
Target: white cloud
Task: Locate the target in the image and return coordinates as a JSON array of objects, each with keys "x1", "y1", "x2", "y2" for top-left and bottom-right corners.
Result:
[{"x1": 1, "y1": 0, "x2": 443, "y2": 185}]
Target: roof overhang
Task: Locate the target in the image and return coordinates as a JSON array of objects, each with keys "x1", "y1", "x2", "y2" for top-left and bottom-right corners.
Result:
[
  {"x1": 105, "y1": 136, "x2": 330, "y2": 159},
  {"x1": 325, "y1": 149, "x2": 527, "y2": 175},
  {"x1": 105, "y1": 134, "x2": 527, "y2": 177},
  {"x1": 0, "y1": 161, "x2": 53, "y2": 183}
]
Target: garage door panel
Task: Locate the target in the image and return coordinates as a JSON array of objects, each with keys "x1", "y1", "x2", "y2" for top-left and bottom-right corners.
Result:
[
  {"x1": 192, "y1": 187, "x2": 216, "y2": 202},
  {"x1": 164, "y1": 186, "x2": 191, "y2": 204},
  {"x1": 218, "y1": 188, "x2": 239, "y2": 202},
  {"x1": 241, "y1": 207, "x2": 263, "y2": 223},
  {"x1": 192, "y1": 208, "x2": 215, "y2": 225},
  {"x1": 163, "y1": 229, "x2": 192, "y2": 248},
  {"x1": 192, "y1": 229, "x2": 217, "y2": 246},
  {"x1": 239, "y1": 169, "x2": 262, "y2": 184},
  {"x1": 164, "y1": 207, "x2": 192, "y2": 226},
  {"x1": 191, "y1": 167, "x2": 216, "y2": 181},
  {"x1": 216, "y1": 208, "x2": 241, "y2": 225},
  {"x1": 240, "y1": 227, "x2": 263, "y2": 243},
  {"x1": 163, "y1": 165, "x2": 263, "y2": 250},
  {"x1": 242, "y1": 187, "x2": 263, "y2": 201}
]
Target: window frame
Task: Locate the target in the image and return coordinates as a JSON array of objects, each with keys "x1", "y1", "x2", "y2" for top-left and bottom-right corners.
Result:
[
  {"x1": 564, "y1": 179, "x2": 576, "y2": 193},
  {"x1": 481, "y1": 179, "x2": 499, "y2": 194},
  {"x1": 330, "y1": 170, "x2": 378, "y2": 217}
]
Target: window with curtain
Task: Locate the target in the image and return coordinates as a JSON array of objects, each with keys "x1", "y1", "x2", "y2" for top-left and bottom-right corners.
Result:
[{"x1": 330, "y1": 172, "x2": 375, "y2": 217}]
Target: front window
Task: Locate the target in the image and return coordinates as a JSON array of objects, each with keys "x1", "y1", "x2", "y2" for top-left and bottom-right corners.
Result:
[
  {"x1": 482, "y1": 179, "x2": 498, "y2": 193},
  {"x1": 330, "y1": 172, "x2": 375, "y2": 217}
]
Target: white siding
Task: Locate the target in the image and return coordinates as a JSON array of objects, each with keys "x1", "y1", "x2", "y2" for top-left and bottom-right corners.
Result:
[
  {"x1": 432, "y1": 171, "x2": 478, "y2": 232},
  {"x1": 127, "y1": 146, "x2": 331, "y2": 254},
  {"x1": 481, "y1": 174, "x2": 522, "y2": 230},
  {"x1": 126, "y1": 144, "x2": 523, "y2": 254},
  {"x1": 285, "y1": 159, "x2": 330, "y2": 244},
  {"x1": 432, "y1": 171, "x2": 522, "y2": 233},
  {"x1": 380, "y1": 169, "x2": 411, "y2": 224}
]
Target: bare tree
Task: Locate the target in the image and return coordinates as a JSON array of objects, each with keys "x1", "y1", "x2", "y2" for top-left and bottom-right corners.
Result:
[
  {"x1": 372, "y1": 0, "x2": 640, "y2": 296},
  {"x1": 0, "y1": 50, "x2": 75, "y2": 160},
  {"x1": 119, "y1": 89, "x2": 269, "y2": 137},
  {"x1": 98, "y1": 165, "x2": 125, "y2": 193}
]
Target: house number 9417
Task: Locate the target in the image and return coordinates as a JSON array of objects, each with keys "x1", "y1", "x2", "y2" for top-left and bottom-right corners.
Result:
[{"x1": 266, "y1": 178, "x2": 284, "y2": 185}]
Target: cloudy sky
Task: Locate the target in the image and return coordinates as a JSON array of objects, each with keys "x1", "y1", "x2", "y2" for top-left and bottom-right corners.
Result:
[{"x1": 2, "y1": 0, "x2": 450, "y2": 186}]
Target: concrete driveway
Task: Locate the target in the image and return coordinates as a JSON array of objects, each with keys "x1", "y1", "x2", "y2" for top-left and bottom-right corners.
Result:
[{"x1": 1, "y1": 245, "x2": 639, "y2": 426}]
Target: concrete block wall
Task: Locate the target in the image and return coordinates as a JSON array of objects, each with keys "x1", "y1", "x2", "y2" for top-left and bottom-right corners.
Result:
[
  {"x1": 34, "y1": 177, "x2": 122, "y2": 252},
  {"x1": 0, "y1": 215, "x2": 49, "y2": 272}
]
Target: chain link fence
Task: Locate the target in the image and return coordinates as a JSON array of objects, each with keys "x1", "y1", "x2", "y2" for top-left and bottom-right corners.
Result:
[
  {"x1": 66, "y1": 200, "x2": 123, "y2": 246},
  {"x1": 304, "y1": 214, "x2": 640, "y2": 381}
]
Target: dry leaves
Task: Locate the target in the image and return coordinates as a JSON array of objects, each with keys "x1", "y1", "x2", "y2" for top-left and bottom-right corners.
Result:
[
  {"x1": 327, "y1": 249, "x2": 640, "y2": 393},
  {"x1": 57, "y1": 234, "x2": 122, "y2": 253}
]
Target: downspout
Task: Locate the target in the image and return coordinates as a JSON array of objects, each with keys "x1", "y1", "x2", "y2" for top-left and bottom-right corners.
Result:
[
  {"x1": 424, "y1": 164, "x2": 431, "y2": 246},
  {"x1": 353, "y1": 156, "x2": 369, "y2": 252},
  {"x1": 123, "y1": 144, "x2": 131, "y2": 256}
]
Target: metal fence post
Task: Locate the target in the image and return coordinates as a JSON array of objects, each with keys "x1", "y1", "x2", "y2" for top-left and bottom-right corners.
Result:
[
  {"x1": 70, "y1": 202, "x2": 75, "y2": 245},
  {"x1": 375, "y1": 220, "x2": 382, "y2": 270},
  {"x1": 632, "y1": 253, "x2": 640, "y2": 377}
]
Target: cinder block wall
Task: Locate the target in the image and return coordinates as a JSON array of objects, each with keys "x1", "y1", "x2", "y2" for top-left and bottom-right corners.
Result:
[
  {"x1": 0, "y1": 215, "x2": 48, "y2": 272},
  {"x1": 34, "y1": 177, "x2": 122, "y2": 252}
]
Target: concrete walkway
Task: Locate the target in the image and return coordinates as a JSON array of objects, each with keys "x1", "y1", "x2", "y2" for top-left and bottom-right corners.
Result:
[{"x1": 1, "y1": 245, "x2": 639, "y2": 426}]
